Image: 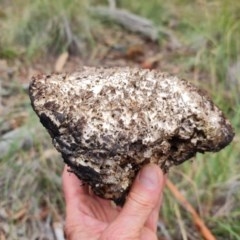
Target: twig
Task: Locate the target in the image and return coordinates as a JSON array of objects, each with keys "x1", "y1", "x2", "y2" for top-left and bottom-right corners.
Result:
[
  {"x1": 62, "y1": 14, "x2": 85, "y2": 55},
  {"x1": 174, "y1": 202, "x2": 188, "y2": 240},
  {"x1": 62, "y1": 14, "x2": 73, "y2": 46},
  {"x1": 89, "y1": 6, "x2": 158, "y2": 41},
  {"x1": 166, "y1": 179, "x2": 216, "y2": 240}
]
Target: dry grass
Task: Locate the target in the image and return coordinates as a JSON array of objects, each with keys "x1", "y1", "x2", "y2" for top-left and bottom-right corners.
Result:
[{"x1": 0, "y1": 0, "x2": 239, "y2": 239}]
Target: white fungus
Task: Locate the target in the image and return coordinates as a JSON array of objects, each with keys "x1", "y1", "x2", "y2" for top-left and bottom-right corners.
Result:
[{"x1": 29, "y1": 67, "x2": 234, "y2": 205}]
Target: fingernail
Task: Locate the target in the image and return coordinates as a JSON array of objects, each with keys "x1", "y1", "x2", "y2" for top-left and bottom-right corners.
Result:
[{"x1": 138, "y1": 164, "x2": 159, "y2": 190}]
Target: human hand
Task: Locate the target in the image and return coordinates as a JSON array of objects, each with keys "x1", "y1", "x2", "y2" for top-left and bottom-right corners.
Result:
[{"x1": 62, "y1": 164, "x2": 166, "y2": 240}]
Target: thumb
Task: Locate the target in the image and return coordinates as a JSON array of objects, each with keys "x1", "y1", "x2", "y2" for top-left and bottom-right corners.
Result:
[{"x1": 113, "y1": 164, "x2": 164, "y2": 234}]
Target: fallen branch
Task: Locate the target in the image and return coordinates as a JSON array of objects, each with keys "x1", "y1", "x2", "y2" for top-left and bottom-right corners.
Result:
[
  {"x1": 166, "y1": 179, "x2": 216, "y2": 240},
  {"x1": 62, "y1": 14, "x2": 86, "y2": 55},
  {"x1": 89, "y1": 6, "x2": 158, "y2": 41}
]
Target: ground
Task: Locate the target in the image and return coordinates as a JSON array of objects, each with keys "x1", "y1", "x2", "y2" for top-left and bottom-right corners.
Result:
[{"x1": 0, "y1": 1, "x2": 240, "y2": 239}]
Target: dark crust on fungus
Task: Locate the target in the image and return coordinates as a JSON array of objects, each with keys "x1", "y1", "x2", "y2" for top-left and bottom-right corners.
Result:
[{"x1": 29, "y1": 67, "x2": 235, "y2": 205}]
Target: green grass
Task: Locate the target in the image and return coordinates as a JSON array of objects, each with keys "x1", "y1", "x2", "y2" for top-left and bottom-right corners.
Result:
[
  {"x1": 0, "y1": 0, "x2": 240, "y2": 239},
  {"x1": 161, "y1": 101, "x2": 240, "y2": 239},
  {"x1": 0, "y1": 112, "x2": 64, "y2": 239},
  {"x1": 1, "y1": 0, "x2": 92, "y2": 58},
  {"x1": 121, "y1": 0, "x2": 240, "y2": 88}
]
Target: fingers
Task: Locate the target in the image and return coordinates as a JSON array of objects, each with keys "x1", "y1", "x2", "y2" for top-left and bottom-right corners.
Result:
[
  {"x1": 104, "y1": 164, "x2": 164, "y2": 237},
  {"x1": 62, "y1": 165, "x2": 88, "y2": 208}
]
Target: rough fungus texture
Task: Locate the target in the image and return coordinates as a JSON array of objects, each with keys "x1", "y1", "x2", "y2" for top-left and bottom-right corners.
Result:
[{"x1": 29, "y1": 67, "x2": 234, "y2": 205}]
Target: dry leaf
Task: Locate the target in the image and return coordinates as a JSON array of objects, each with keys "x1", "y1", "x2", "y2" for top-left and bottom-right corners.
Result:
[
  {"x1": 54, "y1": 52, "x2": 69, "y2": 72},
  {"x1": 141, "y1": 53, "x2": 162, "y2": 69},
  {"x1": 126, "y1": 44, "x2": 144, "y2": 59},
  {"x1": 11, "y1": 205, "x2": 28, "y2": 221},
  {"x1": 53, "y1": 222, "x2": 65, "y2": 240}
]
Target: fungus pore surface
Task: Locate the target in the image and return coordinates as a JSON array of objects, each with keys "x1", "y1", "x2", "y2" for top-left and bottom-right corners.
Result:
[{"x1": 29, "y1": 67, "x2": 234, "y2": 205}]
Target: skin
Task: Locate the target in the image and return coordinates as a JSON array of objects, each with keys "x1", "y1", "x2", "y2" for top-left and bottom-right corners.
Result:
[{"x1": 62, "y1": 164, "x2": 166, "y2": 240}]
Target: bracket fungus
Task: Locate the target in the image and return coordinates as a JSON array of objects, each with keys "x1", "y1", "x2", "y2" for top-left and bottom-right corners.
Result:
[{"x1": 29, "y1": 67, "x2": 234, "y2": 205}]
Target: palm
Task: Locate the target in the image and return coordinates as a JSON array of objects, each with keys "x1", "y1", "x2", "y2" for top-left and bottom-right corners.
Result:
[
  {"x1": 63, "y1": 172, "x2": 122, "y2": 239},
  {"x1": 78, "y1": 192, "x2": 121, "y2": 222}
]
